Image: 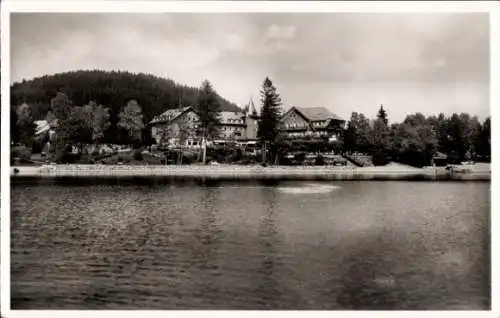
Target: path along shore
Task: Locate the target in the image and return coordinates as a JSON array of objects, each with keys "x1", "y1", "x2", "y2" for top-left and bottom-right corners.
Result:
[{"x1": 11, "y1": 162, "x2": 491, "y2": 181}]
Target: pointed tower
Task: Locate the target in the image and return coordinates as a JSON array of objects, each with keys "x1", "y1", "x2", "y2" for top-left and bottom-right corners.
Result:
[
  {"x1": 248, "y1": 97, "x2": 258, "y2": 118},
  {"x1": 243, "y1": 100, "x2": 250, "y2": 114},
  {"x1": 243, "y1": 96, "x2": 259, "y2": 140}
]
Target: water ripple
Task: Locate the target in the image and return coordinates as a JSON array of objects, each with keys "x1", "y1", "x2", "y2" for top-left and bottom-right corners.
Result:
[{"x1": 11, "y1": 181, "x2": 490, "y2": 309}]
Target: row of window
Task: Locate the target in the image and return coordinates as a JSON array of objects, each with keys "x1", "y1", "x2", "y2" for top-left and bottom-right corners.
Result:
[
  {"x1": 285, "y1": 123, "x2": 307, "y2": 129},
  {"x1": 218, "y1": 132, "x2": 242, "y2": 138},
  {"x1": 222, "y1": 126, "x2": 243, "y2": 131},
  {"x1": 225, "y1": 119, "x2": 244, "y2": 124},
  {"x1": 285, "y1": 131, "x2": 333, "y2": 137},
  {"x1": 283, "y1": 121, "x2": 328, "y2": 129},
  {"x1": 312, "y1": 121, "x2": 327, "y2": 127}
]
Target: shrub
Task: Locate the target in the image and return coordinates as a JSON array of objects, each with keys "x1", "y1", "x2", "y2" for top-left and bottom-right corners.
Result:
[
  {"x1": 11, "y1": 145, "x2": 32, "y2": 163},
  {"x1": 132, "y1": 140, "x2": 142, "y2": 149},
  {"x1": 315, "y1": 155, "x2": 325, "y2": 166},
  {"x1": 133, "y1": 150, "x2": 143, "y2": 161},
  {"x1": 372, "y1": 152, "x2": 390, "y2": 166},
  {"x1": 279, "y1": 157, "x2": 293, "y2": 166},
  {"x1": 294, "y1": 152, "x2": 306, "y2": 165}
]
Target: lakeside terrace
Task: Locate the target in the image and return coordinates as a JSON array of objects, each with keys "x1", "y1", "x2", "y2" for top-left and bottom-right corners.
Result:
[{"x1": 11, "y1": 162, "x2": 491, "y2": 181}]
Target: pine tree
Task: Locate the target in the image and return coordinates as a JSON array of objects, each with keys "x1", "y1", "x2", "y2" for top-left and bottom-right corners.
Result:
[
  {"x1": 257, "y1": 77, "x2": 283, "y2": 162},
  {"x1": 195, "y1": 80, "x2": 221, "y2": 164},
  {"x1": 377, "y1": 104, "x2": 388, "y2": 126},
  {"x1": 195, "y1": 80, "x2": 221, "y2": 139},
  {"x1": 371, "y1": 105, "x2": 390, "y2": 165},
  {"x1": 342, "y1": 112, "x2": 359, "y2": 153}
]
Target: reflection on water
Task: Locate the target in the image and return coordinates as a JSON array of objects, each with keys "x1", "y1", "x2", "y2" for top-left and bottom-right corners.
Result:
[
  {"x1": 11, "y1": 180, "x2": 490, "y2": 309},
  {"x1": 255, "y1": 187, "x2": 282, "y2": 308},
  {"x1": 277, "y1": 183, "x2": 341, "y2": 194}
]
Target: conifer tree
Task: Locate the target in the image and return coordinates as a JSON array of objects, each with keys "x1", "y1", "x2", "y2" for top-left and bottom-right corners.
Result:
[
  {"x1": 377, "y1": 104, "x2": 388, "y2": 126},
  {"x1": 257, "y1": 77, "x2": 283, "y2": 162},
  {"x1": 195, "y1": 80, "x2": 221, "y2": 139},
  {"x1": 195, "y1": 80, "x2": 221, "y2": 164}
]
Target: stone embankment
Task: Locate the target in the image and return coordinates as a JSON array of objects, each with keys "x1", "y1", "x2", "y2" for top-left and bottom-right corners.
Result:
[{"x1": 10, "y1": 163, "x2": 491, "y2": 181}]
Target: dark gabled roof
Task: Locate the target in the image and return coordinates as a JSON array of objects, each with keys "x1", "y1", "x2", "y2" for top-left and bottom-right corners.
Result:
[
  {"x1": 433, "y1": 152, "x2": 448, "y2": 159},
  {"x1": 293, "y1": 106, "x2": 343, "y2": 121},
  {"x1": 149, "y1": 106, "x2": 193, "y2": 125}
]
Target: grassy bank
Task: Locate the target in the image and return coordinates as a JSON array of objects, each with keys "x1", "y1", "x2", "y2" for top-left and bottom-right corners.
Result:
[{"x1": 11, "y1": 163, "x2": 490, "y2": 181}]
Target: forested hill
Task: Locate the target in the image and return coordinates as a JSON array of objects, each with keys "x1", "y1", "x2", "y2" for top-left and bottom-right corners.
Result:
[{"x1": 10, "y1": 70, "x2": 242, "y2": 122}]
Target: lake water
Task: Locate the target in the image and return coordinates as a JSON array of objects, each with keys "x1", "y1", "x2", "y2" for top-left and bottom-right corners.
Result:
[{"x1": 11, "y1": 179, "x2": 490, "y2": 309}]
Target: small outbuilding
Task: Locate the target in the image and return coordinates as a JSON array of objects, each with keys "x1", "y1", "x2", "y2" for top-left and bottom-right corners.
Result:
[{"x1": 432, "y1": 152, "x2": 448, "y2": 167}]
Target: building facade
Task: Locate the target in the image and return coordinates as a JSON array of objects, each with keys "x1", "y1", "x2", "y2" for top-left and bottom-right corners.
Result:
[
  {"x1": 279, "y1": 106, "x2": 345, "y2": 141},
  {"x1": 149, "y1": 99, "x2": 260, "y2": 147},
  {"x1": 150, "y1": 106, "x2": 200, "y2": 147},
  {"x1": 217, "y1": 111, "x2": 247, "y2": 140}
]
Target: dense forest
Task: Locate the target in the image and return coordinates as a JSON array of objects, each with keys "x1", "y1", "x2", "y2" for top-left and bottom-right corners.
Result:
[{"x1": 10, "y1": 70, "x2": 241, "y2": 143}]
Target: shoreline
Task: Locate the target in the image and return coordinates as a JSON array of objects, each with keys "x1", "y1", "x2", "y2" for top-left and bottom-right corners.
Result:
[{"x1": 11, "y1": 164, "x2": 491, "y2": 181}]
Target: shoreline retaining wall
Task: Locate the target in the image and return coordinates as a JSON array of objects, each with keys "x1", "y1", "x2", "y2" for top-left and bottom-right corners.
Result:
[{"x1": 10, "y1": 165, "x2": 491, "y2": 182}]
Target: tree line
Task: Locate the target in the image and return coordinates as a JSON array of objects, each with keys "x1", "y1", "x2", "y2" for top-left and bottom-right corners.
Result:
[
  {"x1": 11, "y1": 79, "x2": 224, "y2": 163},
  {"x1": 10, "y1": 70, "x2": 239, "y2": 145},
  {"x1": 342, "y1": 106, "x2": 490, "y2": 166},
  {"x1": 250, "y1": 78, "x2": 491, "y2": 167},
  {"x1": 11, "y1": 73, "x2": 490, "y2": 167}
]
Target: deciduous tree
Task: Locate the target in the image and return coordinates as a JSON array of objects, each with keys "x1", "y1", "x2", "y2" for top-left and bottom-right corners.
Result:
[
  {"x1": 117, "y1": 100, "x2": 145, "y2": 147},
  {"x1": 83, "y1": 101, "x2": 111, "y2": 147},
  {"x1": 16, "y1": 103, "x2": 36, "y2": 148}
]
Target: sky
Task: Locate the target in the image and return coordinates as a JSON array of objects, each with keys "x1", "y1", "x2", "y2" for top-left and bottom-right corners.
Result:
[{"x1": 10, "y1": 12, "x2": 490, "y2": 122}]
